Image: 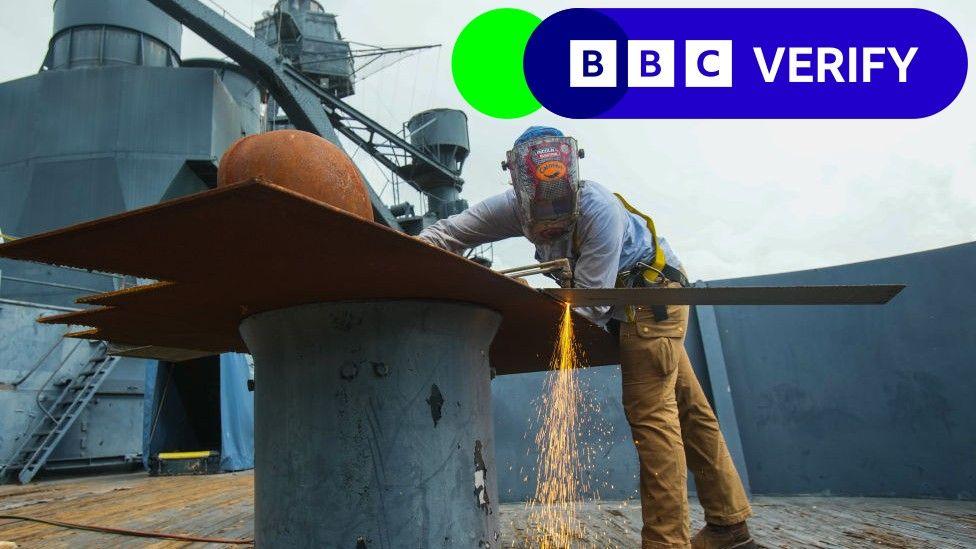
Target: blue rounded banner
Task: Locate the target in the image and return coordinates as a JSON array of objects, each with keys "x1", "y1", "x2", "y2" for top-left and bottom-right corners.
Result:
[{"x1": 523, "y1": 8, "x2": 968, "y2": 118}]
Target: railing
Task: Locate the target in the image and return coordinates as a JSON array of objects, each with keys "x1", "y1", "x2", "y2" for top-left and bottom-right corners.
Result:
[
  {"x1": 1, "y1": 276, "x2": 104, "y2": 295},
  {"x1": 0, "y1": 230, "x2": 126, "y2": 389},
  {"x1": 11, "y1": 332, "x2": 71, "y2": 388},
  {"x1": 200, "y1": 0, "x2": 254, "y2": 33},
  {"x1": 34, "y1": 339, "x2": 88, "y2": 422}
]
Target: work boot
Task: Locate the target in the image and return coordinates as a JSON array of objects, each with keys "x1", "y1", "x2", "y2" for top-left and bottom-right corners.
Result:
[{"x1": 691, "y1": 521, "x2": 759, "y2": 549}]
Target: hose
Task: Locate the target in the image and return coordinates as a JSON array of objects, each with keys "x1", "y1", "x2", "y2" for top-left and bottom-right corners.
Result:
[{"x1": 0, "y1": 514, "x2": 253, "y2": 545}]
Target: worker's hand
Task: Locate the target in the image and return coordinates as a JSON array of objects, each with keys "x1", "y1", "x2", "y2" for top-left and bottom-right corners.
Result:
[{"x1": 516, "y1": 277, "x2": 530, "y2": 286}]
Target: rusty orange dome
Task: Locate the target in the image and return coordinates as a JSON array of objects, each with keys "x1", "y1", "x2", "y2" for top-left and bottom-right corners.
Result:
[{"x1": 218, "y1": 129, "x2": 374, "y2": 222}]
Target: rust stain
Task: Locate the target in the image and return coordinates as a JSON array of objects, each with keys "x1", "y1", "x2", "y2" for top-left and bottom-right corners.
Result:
[
  {"x1": 219, "y1": 129, "x2": 374, "y2": 222},
  {"x1": 426, "y1": 384, "x2": 444, "y2": 426},
  {"x1": 75, "y1": 280, "x2": 176, "y2": 304},
  {"x1": 64, "y1": 328, "x2": 100, "y2": 339}
]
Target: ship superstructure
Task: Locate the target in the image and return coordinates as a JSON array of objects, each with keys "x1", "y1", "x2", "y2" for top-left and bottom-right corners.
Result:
[{"x1": 0, "y1": 0, "x2": 469, "y2": 482}]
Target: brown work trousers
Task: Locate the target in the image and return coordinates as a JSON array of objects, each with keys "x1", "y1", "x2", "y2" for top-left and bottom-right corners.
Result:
[{"x1": 619, "y1": 301, "x2": 752, "y2": 548}]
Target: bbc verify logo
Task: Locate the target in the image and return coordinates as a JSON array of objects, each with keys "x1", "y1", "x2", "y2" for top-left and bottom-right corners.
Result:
[
  {"x1": 572, "y1": 40, "x2": 733, "y2": 88},
  {"x1": 571, "y1": 41, "x2": 919, "y2": 88},
  {"x1": 451, "y1": 8, "x2": 968, "y2": 119}
]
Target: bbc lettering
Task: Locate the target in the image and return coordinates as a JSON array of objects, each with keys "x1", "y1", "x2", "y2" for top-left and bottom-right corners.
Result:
[
  {"x1": 570, "y1": 40, "x2": 918, "y2": 88},
  {"x1": 570, "y1": 40, "x2": 732, "y2": 88}
]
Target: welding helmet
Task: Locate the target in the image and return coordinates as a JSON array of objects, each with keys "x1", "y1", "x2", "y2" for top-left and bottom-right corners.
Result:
[{"x1": 503, "y1": 127, "x2": 584, "y2": 243}]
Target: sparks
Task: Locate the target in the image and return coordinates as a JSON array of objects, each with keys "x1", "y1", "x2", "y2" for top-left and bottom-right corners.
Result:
[{"x1": 528, "y1": 304, "x2": 587, "y2": 547}]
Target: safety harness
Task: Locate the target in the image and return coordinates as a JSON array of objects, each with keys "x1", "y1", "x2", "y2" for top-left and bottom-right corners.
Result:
[
  {"x1": 562, "y1": 192, "x2": 688, "y2": 322},
  {"x1": 612, "y1": 193, "x2": 688, "y2": 322}
]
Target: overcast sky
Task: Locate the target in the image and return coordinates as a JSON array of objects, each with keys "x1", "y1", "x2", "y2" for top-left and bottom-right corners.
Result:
[{"x1": 2, "y1": 0, "x2": 973, "y2": 281}]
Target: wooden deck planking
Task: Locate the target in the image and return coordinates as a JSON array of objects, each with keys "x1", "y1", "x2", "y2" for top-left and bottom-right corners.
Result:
[
  {"x1": 1, "y1": 471, "x2": 974, "y2": 547},
  {"x1": 0, "y1": 472, "x2": 253, "y2": 548}
]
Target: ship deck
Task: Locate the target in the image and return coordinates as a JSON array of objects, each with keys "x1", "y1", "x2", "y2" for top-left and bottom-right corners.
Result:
[{"x1": 0, "y1": 471, "x2": 973, "y2": 547}]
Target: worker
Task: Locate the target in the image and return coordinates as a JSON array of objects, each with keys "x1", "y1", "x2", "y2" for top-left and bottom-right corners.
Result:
[{"x1": 418, "y1": 126, "x2": 759, "y2": 549}]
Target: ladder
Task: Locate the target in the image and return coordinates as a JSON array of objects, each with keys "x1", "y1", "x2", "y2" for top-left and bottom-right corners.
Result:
[{"x1": 1, "y1": 342, "x2": 121, "y2": 484}]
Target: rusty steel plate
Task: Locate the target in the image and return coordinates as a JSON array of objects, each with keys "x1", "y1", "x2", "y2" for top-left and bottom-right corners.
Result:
[
  {"x1": 545, "y1": 285, "x2": 905, "y2": 306},
  {"x1": 1, "y1": 180, "x2": 616, "y2": 375},
  {"x1": 39, "y1": 307, "x2": 242, "y2": 353}
]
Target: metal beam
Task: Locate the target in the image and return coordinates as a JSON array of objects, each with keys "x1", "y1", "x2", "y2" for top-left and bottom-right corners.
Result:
[
  {"x1": 147, "y1": 0, "x2": 466, "y2": 229},
  {"x1": 544, "y1": 285, "x2": 905, "y2": 306},
  {"x1": 145, "y1": 0, "x2": 332, "y2": 138},
  {"x1": 146, "y1": 0, "x2": 403, "y2": 228},
  {"x1": 283, "y1": 65, "x2": 464, "y2": 187},
  {"x1": 695, "y1": 303, "x2": 751, "y2": 495}
]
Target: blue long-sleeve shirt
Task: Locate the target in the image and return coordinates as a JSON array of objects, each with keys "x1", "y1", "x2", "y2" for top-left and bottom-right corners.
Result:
[{"x1": 418, "y1": 180, "x2": 683, "y2": 326}]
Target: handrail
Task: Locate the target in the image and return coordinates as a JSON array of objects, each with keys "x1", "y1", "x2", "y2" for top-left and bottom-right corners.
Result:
[
  {"x1": 34, "y1": 339, "x2": 89, "y2": 423},
  {"x1": 11, "y1": 332, "x2": 69, "y2": 387},
  {"x1": 200, "y1": 0, "x2": 253, "y2": 32},
  {"x1": 2, "y1": 276, "x2": 104, "y2": 294},
  {"x1": 0, "y1": 298, "x2": 81, "y2": 313}
]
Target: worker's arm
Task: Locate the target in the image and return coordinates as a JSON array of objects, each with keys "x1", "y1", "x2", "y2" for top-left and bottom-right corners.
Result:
[
  {"x1": 418, "y1": 189, "x2": 523, "y2": 253},
  {"x1": 571, "y1": 195, "x2": 627, "y2": 327}
]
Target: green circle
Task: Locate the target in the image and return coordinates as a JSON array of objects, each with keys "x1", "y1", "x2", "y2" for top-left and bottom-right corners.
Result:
[{"x1": 452, "y1": 8, "x2": 542, "y2": 119}]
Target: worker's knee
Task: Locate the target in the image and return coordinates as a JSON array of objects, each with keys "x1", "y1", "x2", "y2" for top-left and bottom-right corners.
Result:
[
  {"x1": 678, "y1": 394, "x2": 719, "y2": 423},
  {"x1": 623, "y1": 390, "x2": 680, "y2": 429}
]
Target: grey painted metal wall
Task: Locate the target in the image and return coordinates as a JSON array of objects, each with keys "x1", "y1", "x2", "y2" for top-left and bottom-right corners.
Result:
[
  {"x1": 0, "y1": 0, "x2": 264, "y2": 478},
  {"x1": 183, "y1": 59, "x2": 264, "y2": 137},
  {"x1": 52, "y1": 0, "x2": 183, "y2": 54},
  {"x1": 705, "y1": 242, "x2": 975, "y2": 499},
  {"x1": 0, "y1": 66, "x2": 246, "y2": 306},
  {"x1": 0, "y1": 299, "x2": 145, "y2": 471},
  {"x1": 492, "y1": 242, "x2": 976, "y2": 502}
]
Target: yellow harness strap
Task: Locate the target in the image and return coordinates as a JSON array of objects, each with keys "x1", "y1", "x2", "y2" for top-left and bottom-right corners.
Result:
[{"x1": 613, "y1": 192, "x2": 665, "y2": 284}]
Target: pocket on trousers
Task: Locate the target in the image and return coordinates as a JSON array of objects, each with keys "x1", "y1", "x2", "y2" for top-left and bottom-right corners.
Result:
[
  {"x1": 632, "y1": 305, "x2": 687, "y2": 338},
  {"x1": 620, "y1": 336, "x2": 677, "y2": 384}
]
